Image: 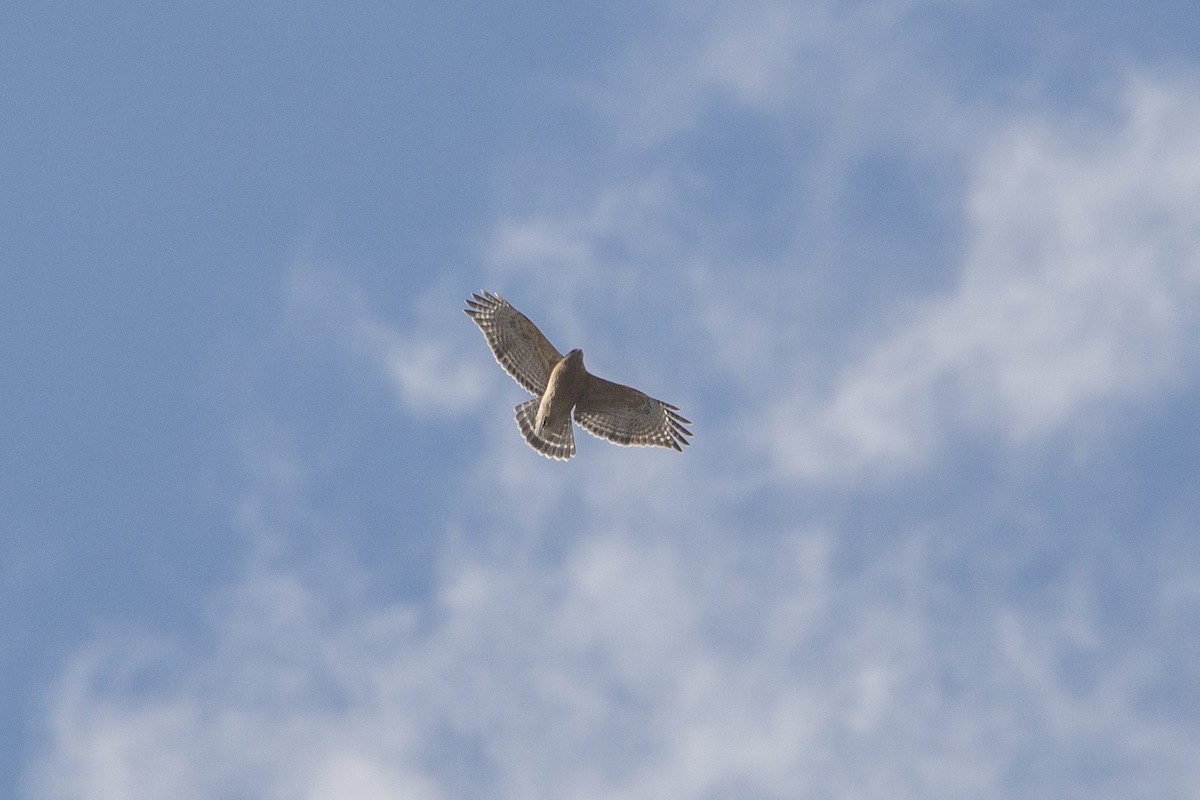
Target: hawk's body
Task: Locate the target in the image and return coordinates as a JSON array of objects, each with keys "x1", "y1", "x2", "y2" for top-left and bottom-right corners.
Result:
[{"x1": 465, "y1": 291, "x2": 692, "y2": 460}]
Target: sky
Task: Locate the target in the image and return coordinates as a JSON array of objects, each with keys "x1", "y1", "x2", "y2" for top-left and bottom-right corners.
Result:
[{"x1": 4, "y1": 1, "x2": 1200, "y2": 798}]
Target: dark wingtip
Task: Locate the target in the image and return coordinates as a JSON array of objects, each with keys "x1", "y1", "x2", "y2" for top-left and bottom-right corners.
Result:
[
  {"x1": 465, "y1": 291, "x2": 495, "y2": 316},
  {"x1": 465, "y1": 290, "x2": 504, "y2": 310}
]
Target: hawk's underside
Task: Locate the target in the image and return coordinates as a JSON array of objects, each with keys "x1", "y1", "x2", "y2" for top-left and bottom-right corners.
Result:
[{"x1": 464, "y1": 291, "x2": 692, "y2": 460}]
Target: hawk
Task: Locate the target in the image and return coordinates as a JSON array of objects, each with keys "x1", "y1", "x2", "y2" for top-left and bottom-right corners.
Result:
[{"x1": 464, "y1": 291, "x2": 692, "y2": 460}]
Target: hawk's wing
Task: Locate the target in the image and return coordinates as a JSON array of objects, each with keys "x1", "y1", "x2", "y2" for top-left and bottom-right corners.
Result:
[
  {"x1": 574, "y1": 373, "x2": 693, "y2": 451},
  {"x1": 464, "y1": 291, "x2": 563, "y2": 396}
]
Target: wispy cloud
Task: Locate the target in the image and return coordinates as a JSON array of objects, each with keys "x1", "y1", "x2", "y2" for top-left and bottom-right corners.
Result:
[
  {"x1": 597, "y1": 0, "x2": 959, "y2": 151},
  {"x1": 26, "y1": 3, "x2": 1200, "y2": 799},
  {"x1": 763, "y1": 76, "x2": 1200, "y2": 480},
  {"x1": 30, "y1": 513, "x2": 1200, "y2": 799},
  {"x1": 285, "y1": 270, "x2": 492, "y2": 417}
]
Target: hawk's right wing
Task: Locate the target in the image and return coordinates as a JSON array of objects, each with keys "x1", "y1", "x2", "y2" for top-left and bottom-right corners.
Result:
[{"x1": 464, "y1": 291, "x2": 563, "y2": 396}]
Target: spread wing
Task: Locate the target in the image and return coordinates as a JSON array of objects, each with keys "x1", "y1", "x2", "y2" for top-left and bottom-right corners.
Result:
[
  {"x1": 464, "y1": 291, "x2": 563, "y2": 396},
  {"x1": 574, "y1": 374, "x2": 693, "y2": 452}
]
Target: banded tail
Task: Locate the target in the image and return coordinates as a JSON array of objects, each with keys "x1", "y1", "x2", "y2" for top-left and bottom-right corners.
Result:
[{"x1": 514, "y1": 399, "x2": 576, "y2": 461}]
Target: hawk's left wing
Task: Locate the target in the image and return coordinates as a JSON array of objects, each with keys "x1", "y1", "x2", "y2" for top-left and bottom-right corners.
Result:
[{"x1": 574, "y1": 373, "x2": 692, "y2": 451}]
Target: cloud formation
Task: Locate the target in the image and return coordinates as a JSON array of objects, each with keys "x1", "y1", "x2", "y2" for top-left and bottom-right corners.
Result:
[
  {"x1": 286, "y1": 270, "x2": 492, "y2": 417},
  {"x1": 764, "y1": 76, "x2": 1200, "y2": 480},
  {"x1": 32, "y1": 512, "x2": 1200, "y2": 799},
  {"x1": 27, "y1": 5, "x2": 1200, "y2": 800}
]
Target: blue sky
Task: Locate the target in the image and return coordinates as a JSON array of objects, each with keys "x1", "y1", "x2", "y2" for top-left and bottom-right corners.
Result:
[{"x1": 4, "y1": 1, "x2": 1200, "y2": 797}]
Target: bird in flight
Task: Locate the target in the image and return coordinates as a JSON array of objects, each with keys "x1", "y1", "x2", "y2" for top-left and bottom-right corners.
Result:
[{"x1": 464, "y1": 291, "x2": 692, "y2": 460}]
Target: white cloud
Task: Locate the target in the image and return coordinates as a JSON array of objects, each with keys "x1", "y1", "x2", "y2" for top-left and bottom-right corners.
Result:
[
  {"x1": 30, "y1": 514, "x2": 1200, "y2": 800},
  {"x1": 599, "y1": 0, "x2": 961, "y2": 151},
  {"x1": 286, "y1": 269, "x2": 492, "y2": 417},
  {"x1": 28, "y1": 399, "x2": 1200, "y2": 798},
  {"x1": 764, "y1": 76, "x2": 1200, "y2": 480},
  {"x1": 33, "y1": 576, "x2": 442, "y2": 800},
  {"x1": 485, "y1": 175, "x2": 701, "y2": 355},
  {"x1": 478, "y1": 0, "x2": 980, "y2": 445},
  {"x1": 27, "y1": 3, "x2": 1200, "y2": 799}
]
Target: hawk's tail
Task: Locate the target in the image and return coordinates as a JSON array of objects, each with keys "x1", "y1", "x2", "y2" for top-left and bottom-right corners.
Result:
[{"x1": 514, "y1": 399, "x2": 576, "y2": 461}]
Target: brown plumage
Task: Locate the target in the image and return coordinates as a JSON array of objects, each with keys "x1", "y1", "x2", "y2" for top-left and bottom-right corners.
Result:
[{"x1": 464, "y1": 291, "x2": 692, "y2": 460}]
